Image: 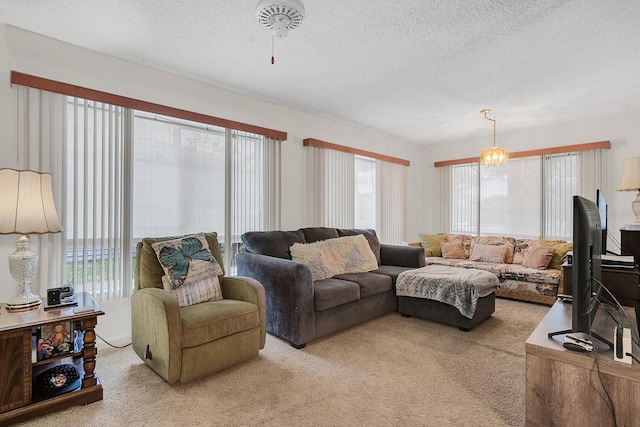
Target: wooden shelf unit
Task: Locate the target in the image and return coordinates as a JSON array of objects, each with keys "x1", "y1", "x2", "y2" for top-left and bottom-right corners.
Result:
[{"x1": 0, "y1": 293, "x2": 104, "y2": 425}]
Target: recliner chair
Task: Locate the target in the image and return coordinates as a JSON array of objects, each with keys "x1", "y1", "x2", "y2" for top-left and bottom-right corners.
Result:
[{"x1": 131, "y1": 232, "x2": 266, "y2": 384}]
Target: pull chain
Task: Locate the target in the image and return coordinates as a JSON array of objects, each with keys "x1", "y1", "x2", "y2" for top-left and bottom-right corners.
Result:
[{"x1": 271, "y1": 34, "x2": 275, "y2": 64}]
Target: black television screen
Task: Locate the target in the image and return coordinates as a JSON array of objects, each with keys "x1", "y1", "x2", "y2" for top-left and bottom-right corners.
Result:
[
  {"x1": 596, "y1": 189, "x2": 607, "y2": 254},
  {"x1": 572, "y1": 195, "x2": 602, "y2": 334}
]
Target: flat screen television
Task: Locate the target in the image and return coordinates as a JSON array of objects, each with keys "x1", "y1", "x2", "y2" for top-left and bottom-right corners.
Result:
[
  {"x1": 596, "y1": 189, "x2": 607, "y2": 254},
  {"x1": 549, "y1": 195, "x2": 610, "y2": 347}
]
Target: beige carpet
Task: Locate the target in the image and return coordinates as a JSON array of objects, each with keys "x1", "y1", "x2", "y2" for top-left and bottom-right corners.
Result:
[{"x1": 17, "y1": 298, "x2": 550, "y2": 427}]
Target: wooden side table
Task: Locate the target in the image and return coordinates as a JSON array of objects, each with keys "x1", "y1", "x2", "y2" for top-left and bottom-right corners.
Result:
[
  {"x1": 621, "y1": 228, "x2": 640, "y2": 265},
  {"x1": 562, "y1": 263, "x2": 640, "y2": 334},
  {"x1": 0, "y1": 292, "x2": 105, "y2": 425}
]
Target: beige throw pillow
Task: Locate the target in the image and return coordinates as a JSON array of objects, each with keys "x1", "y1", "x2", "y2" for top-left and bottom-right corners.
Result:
[
  {"x1": 290, "y1": 234, "x2": 379, "y2": 281},
  {"x1": 522, "y1": 244, "x2": 555, "y2": 270},
  {"x1": 469, "y1": 243, "x2": 507, "y2": 263},
  {"x1": 441, "y1": 241, "x2": 466, "y2": 259}
]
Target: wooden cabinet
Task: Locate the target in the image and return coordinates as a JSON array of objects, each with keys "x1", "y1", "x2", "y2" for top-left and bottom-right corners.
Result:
[
  {"x1": 526, "y1": 302, "x2": 640, "y2": 426},
  {"x1": 0, "y1": 293, "x2": 104, "y2": 425},
  {"x1": 621, "y1": 228, "x2": 640, "y2": 264}
]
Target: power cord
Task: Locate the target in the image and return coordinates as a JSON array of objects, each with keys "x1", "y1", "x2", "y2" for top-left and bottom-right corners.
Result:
[{"x1": 96, "y1": 332, "x2": 132, "y2": 349}]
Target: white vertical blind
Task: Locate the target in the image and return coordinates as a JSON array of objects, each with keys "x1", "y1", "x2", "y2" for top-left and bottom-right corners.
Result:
[
  {"x1": 443, "y1": 148, "x2": 605, "y2": 240},
  {"x1": 379, "y1": 160, "x2": 406, "y2": 244},
  {"x1": 306, "y1": 146, "x2": 326, "y2": 226},
  {"x1": 17, "y1": 86, "x2": 282, "y2": 298},
  {"x1": 229, "y1": 131, "x2": 280, "y2": 269},
  {"x1": 324, "y1": 150, "x2": 355, "y2": 228},
  {"x1": 355, "y1": 156, "x2": 376, "y2": 229},
  {"x1": 16, "y1": 87, "x2": 66, "y2": 294}
]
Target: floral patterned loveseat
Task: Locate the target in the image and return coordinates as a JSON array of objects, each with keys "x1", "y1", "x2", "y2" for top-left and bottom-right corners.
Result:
[{"x1": 414, "y1": 234, "x2": 572, "y2": 305}]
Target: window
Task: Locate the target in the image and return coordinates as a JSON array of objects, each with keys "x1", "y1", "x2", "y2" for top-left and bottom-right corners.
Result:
[
  {"x1": 17, "y1": 87, "x2": 281, "y2": 301},
  {"x1": 440, "y1": 148, "x2": 605, "y2": 240},
  {"x1": 355, "y1": 156, "x2": 376, "y2": 229},
  {"x1": 306, "y1": 145, "x2": 407, "y2": 243}
]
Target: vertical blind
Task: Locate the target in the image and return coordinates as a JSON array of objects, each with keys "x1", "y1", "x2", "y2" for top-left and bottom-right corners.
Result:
[
  {"x1": 16, "y1": 86, "x2": 282, "y2": 299},
  {"x1": 306, "y1": 144, "x2": 408, "y2": 243},
  {"x1": 439, "y1": 148, "x2": 605, "y2": 240}
]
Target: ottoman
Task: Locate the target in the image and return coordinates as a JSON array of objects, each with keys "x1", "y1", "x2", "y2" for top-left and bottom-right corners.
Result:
[{"x1": 396, "y1": 265, "x2": 498, "y2": 331}]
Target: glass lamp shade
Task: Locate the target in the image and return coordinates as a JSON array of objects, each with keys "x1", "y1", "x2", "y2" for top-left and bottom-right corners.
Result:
[
  {"x1": 617, "y1": 157, "x2": 640, "y2": 224},
  {"x1": 480, "y1": 146, "x2": 509, "y2": 167},
  {"x1": 0, "y1": 169, "x2": 63, "y2": 311}
]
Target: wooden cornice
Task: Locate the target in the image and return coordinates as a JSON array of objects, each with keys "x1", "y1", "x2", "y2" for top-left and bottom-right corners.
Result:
[
  {"x1": 11, "y1": 71, "x2": 287, "y2": 141},
  {"x1": 303, "y1": 138, "x2": 410, "y2": 166},
  {"x1": 434, "y1": 141, "x2": 611, "y2": 167}
]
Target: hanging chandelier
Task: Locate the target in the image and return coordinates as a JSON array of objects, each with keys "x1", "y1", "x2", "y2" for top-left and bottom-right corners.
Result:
[{"x1": 479, "y1": 109, "x2": 509, "y2": 166}]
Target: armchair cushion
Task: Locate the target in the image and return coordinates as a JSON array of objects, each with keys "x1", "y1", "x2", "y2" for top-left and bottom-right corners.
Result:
[
  {"x1": 136, "y1": 232, "x2": 225, "y2": 290},
  {"x1": 180, "y1": 299, "x2": 260, "y2": 348}
]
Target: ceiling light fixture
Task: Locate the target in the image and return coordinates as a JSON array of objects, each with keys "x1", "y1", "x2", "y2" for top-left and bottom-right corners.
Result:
[
  {"x1": 256, "y1": 0, "x2": 305, "y2": 64},
  {"x1": 479, "y1": 109, "x2": 509, "y2": 167}
]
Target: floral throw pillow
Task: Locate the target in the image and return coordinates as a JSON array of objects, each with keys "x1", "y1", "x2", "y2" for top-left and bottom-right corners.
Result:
[{"x1": 152, "y1": 233, "x2": 223, "y2": 306}]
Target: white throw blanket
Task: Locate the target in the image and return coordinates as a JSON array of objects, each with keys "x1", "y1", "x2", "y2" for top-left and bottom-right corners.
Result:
[{"x1": 396, "y1": 265, "x2": 498, "y2": 319}]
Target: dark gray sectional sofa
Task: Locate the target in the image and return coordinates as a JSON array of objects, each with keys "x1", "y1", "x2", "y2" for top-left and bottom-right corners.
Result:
[{"x1": 236, "y1": 227, "x2": 425, "y2": 348}]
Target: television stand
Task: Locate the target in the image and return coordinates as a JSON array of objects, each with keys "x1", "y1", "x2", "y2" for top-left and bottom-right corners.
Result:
[{"x1": 526, "y1": 301, "x2": 640, "y2": 425}]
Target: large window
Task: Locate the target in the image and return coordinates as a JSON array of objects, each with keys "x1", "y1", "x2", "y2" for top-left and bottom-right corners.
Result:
[
  {"x1": 440, "y1": 148, "x2": 605, "y2": 240},
  {"x1": 17, "y1": 87, "x2": 281, "y2": 301},
  {"x1": 306, "y1": 145, "x2": 407, "y2": 244}
]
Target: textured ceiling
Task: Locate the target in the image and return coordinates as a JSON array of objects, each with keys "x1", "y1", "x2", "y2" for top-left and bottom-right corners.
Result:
[{"x1": 1, "y1": 0, "x2": 640, "y2": 145}]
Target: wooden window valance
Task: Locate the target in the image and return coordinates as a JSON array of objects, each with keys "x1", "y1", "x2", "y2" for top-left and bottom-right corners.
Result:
[
  {"x1": 10, "y1": 71, "x2": 287, "y2": 141},
  {"x1": 303, "y1": 138, "x2": 410, "y2": 166},
  {"x1": 434, "y1": 141, "x2": 611, "y2": 167}
]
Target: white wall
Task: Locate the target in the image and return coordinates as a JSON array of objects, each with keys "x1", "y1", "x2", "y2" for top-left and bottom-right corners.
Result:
[
  {"x1": 0, "y1": 25, "x2": 425, "y2": 343},
  {"x1": 419, "y1": 109, "x2": 640, "y2": 248}
]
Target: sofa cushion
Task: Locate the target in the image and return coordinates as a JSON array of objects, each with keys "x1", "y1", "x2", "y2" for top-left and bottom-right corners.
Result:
[
  {"x1": 313, "y1": 278, "x2": 360, "y2": 311},
  {"x1": 522, "y1": 244, "x2": 555, "y2": 269},
  {"x1": 333, "y1": 272, "x2": 392, "y2": 298},
  {"x1": 241, "y1": 230, "x2": 306, "y2": 259},
  {"x1": 417, "y1": 233, "x2": 447, "y2": 257},
  {"x1": 180, "y1": 299, "x2": 259, "y2": 348},
  {"x1": 512, "y1": 239, "x2": 539, "y2": 264},
  {"x1": 301, "y1": 227, "x2": 340, "y2": 243},
  {"x1": 441, "y1": 241, "x2": 466, "y2": 259},
  {"x1": 136, "y1": 232, "x2": 225, "y2": 290},
  {"x1": 374, "y1": 265, "x2": 419, "y2": 286},
  {"x1": 443, "y1": 234, "x2": 472, "y2": 258},
  {"x1": 537, "y1": 239, "x2": 573, "y2": 270},
  {"x1": 291, "y1": 235, "x2": 378, "y2": 281},
  {"x1": 469, "y1": 243, "x2": 508, "y2": 263},
  {"x1": 338, "y1": 228, "x2": 381, "y2": 264},
  {"x1": 471, "y1": 236, "x2": 516, "y2": 263}
]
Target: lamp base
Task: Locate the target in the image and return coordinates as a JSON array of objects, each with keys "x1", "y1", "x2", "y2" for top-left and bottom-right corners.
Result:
[{"x1": 6, "y1": 235, "x2": 42, "y2": 312}]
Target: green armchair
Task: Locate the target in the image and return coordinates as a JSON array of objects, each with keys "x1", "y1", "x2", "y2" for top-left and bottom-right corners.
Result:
[{"x1": 131, "y1": 232, "x2": 266, "y2": 384}]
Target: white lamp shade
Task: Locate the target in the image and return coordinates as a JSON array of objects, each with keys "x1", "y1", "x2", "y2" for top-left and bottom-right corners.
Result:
[
  {"x1": 0, "y1": 169, "x2": 63, "y2": 235},
  {"x1": 617, "y1": 157, "x2": 640, "y2": 191}
]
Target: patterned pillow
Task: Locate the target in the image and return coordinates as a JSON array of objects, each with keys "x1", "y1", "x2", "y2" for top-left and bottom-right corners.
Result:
[
  {"x1": 471, "y1": 236, "x2": 516, "y2": 263},
  {"x1": 152, "y1": 233, "x2": 224, "y2": 306},
  {"x1": 469, "y1": 243, "x2": 507, "y2": 263},
  {"x1": 443, "y1": 234, "x2": 472, "y2": 258},
  {"x1": 161, "y1": 275, "x2": 223, "y2": 307},
  {"x1": 512, "y1": 239, "x2": 539, "y2": 264},
  {"x1": 537, "y1": 239, "x2": 573, "y2": 270}
]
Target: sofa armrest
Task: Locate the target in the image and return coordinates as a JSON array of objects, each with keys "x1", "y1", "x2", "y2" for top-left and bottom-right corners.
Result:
[
  {"x1": 380, "y1": 244, "x2": 425, "y2": 268},
  {"x1": 131, "y1": 287, "x2": 182, "y2": 384},
  {"x1": 236, "y1": 252, "x2": 315, "y2": 347},
  {"x1": 221, "y1": 276, "x2": 267, "y2": 349}
]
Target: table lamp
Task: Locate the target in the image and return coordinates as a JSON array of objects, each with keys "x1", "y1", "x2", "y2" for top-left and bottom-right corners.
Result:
[
  {"x1": 0, "y1": 169, "x2": 63, "y2": 311},
  {"x1": 617, "y1": 156, "x2": 640, "y2": 230}
]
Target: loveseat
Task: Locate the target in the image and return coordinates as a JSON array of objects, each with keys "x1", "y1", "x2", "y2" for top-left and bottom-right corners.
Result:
[
  {"x1": 415, "y1": 233, "x2": 572, "y2": 305},
  {"x1": 236, "y1": 227, "x2": 425, "y2": 348}
]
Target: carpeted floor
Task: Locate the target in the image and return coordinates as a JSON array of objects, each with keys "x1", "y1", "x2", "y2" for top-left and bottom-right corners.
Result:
[{"x1": 16, "y1": 298, "x2": 550, "y2": 427}]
